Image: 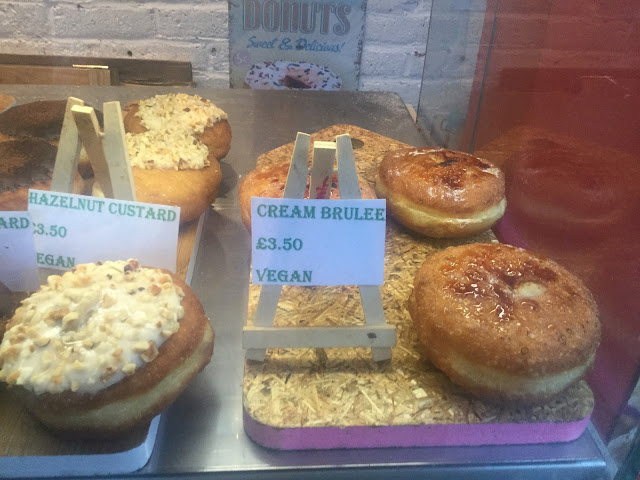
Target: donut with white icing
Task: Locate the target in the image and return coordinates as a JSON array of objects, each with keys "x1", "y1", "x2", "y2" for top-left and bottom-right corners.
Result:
[{"x1": 0, "y1": 259, "x2": 214, "y2": 437}]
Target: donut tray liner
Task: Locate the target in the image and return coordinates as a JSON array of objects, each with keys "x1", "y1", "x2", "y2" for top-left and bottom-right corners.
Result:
[{"x1": 242, "y1": 125, "x2": 594, "y2": 450}]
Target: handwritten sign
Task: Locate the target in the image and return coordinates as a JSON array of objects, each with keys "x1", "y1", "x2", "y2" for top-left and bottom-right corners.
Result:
[
  {"x1": 28, "y1": 190, "x2": 179, "y2": 272},
  {"x1": 0, "y1": 212, "x2": 39, "y2": 291},
  {"x1": 251, "y1": 197, "x2": 386, "y2": 286}
]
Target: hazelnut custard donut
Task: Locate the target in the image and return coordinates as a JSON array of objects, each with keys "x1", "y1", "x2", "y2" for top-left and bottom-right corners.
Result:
[
  {"x1": 408, "y1": 243, "x2": 600, "y2": 404},
  {"x1": 94, "y1": 94, "x2": 229, "y2": 223},
  {"x1": 238, "y1": 160, "x2": 377, "y2": 231},
  {"x1": 375, "y1": 147, "x2": 506, "y2": 238},
  {"x1": 122, "y1": 93, "x2": 232, "y2": 161},
  {"x1": 0, "y1": 259, "x2": 214, "y2": 437}
]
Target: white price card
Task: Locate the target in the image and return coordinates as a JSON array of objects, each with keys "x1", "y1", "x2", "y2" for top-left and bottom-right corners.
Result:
[
  {"x1": 0, "y1": 212, "x2": 39, "y2": 291},
  {"x1": 251, "y1": 197, "x2": 386, "y2": 286},
  {"x1": 28, "y1": 190, "x2": 179, "y2": 272}
]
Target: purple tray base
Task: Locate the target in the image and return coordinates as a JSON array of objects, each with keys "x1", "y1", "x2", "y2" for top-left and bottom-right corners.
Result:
[{"x1": 243, "y1": 407, "x2": 591, "y2": 450}]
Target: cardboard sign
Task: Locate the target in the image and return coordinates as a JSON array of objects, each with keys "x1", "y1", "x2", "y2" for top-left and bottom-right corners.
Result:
[
  {"x1": 0, "y1": 212, "x2": 39, "y2": 291},
  {"x1": 229, "y1": 0, "x2": 366, "y2": 90},
  {"x1": 28, "y1": 190, "x2": 179, "y2": 272},
  {"x1": 251, "y1": 197, "x2": 386, "y2": 286}
]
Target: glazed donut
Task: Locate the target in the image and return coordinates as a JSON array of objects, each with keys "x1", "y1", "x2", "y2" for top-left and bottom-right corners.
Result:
[
  {"x1": 375, "y1": 147, "x2": 506, "y2": 238},
  {"x1": 0, "y1": 100, "x2": 103, "y2": 142},
  {"x1": 408, "y1": 243, "x2": 600, "y2": 404},
  {"x1": 505, "y1": 137, "x2": 635, "y2": 236},
  {"x1": 244, "y1": 61, "x2": 342, "y2": 91},
  {"x1": 0, "y1": 94, "x2": 15, "y2": 114},
  {"x1": 238, "y1": 160, "x2": 377, "y2": 231},
  {"x1": 0, "y1": 259, "x2": 214, "y2": 437},
  {"x1": 0, "y1": 139, "x2": 85, "y2": 211},
  {"x1": 122, "y1": 94, "x2": 232, "y2": 161}
]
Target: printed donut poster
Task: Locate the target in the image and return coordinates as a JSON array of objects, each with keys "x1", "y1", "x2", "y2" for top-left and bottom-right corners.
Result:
[{"x1": 229, "y1": 1, "x2": 367, "y2": 91}]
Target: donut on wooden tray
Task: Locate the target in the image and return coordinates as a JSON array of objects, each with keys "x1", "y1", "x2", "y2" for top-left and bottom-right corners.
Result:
[
  {"x1": 375, "y1": 147, "x2": 506, "y2": 238},
  {"x1": 408, "y1": 243, "x2": 600, "y2": 405},
  {"x1": 238, "y1": 160, "x2": 377, "y2": 231},
  {"x1": 0, "y1": 259, "x2": 214, "y2": 437}
]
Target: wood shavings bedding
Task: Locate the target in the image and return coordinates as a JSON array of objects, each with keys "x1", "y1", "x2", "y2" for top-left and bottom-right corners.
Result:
[{"x1": 243, "y1": 125, "x2": 594, "y2": 430}]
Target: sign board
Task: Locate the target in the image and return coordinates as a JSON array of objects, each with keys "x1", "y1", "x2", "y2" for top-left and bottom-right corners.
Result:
[
  {"x1": 229, "y1": 0, "x2": 367, "y2": 90},
  {"x1": 0, "y1": 212, "x2": 39, "y2": 291},
  {"x1": 251, "y1": 197, "x2": 386, "y2": 286},
  {"x1": 28, "y1": 190, "x2": 179, "y2": 272}
]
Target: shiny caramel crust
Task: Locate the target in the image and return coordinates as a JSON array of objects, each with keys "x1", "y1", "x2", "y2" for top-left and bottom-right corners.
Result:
[
  {"x1": 17, "y1": 272, "x2": 214, "y2": 437},
  {"x1": 408, "y1": 243, "x2": 600, "y2": 404},
  {"x1": 0, "y1": 100, "x2": 66, "y2": 140},
  {"x1": 123, "y1": 100, "x2": 232, "y2": 161},
  {"x1": 238, "y1": 160, "x2": 377, "y2": 231},
  {"x1": 0, "y1": 139, "x2": 84, "y2": 211},
  {"x1": 375, "y1": 148, "x2": 506, "y2": 238}
]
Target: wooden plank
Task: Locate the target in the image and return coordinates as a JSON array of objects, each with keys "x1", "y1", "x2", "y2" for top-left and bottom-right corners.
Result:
[
  {"x1": 0, "y1": 54, "x2": 192, "y2": 86},
  {"x1": 243, "y1": 325, "x2": 397, "y2": 349},
  {"x1": 248, "y1": 133, "x2": 310, "y2": 362},
  {"x1": 50, "y1": 97, "x2": 85, "y2": 194},
  {"x1": 102, "y1": 101, "x2": 136, "y2": 202},
  {"x1": 308, "y1": 141, "x2": 336, "y2": 200},
  {"x1": 0, "y1": 65, "x2": 111, "y2": 86}
]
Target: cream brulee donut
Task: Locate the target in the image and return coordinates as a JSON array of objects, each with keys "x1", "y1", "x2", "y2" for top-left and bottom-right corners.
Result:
[
  {"x1": 375, "y1": 148, "x2": 506, "y2": 238},
  {"x1": 238, "y1": 160, "x2": 377, "y2": 231},
  {"x1": 0, "y1": 259, "x2": 214, "y2": 437},
  {"x1": 408, "y1": 243, "x2": 600, "y2": 404}
]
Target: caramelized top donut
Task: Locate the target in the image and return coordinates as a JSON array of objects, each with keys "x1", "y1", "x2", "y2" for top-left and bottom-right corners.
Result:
[
  {"x1": 410, "y1": 243, "x2": 600, "y2": 376},
  {"x1": 0, "y1": 139, "x2": 57, "y2": 193},
  {"x1": 239, "y1": 160, "x2": 376, "y2": 229},
  {"x1": 378, "y1": 148, "x2": 505, "y2": 214}
]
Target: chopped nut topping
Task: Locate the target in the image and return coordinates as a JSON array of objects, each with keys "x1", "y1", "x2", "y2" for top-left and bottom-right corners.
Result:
[
  {"x1": 140, "y1": 342, "x2": 159, "y2": 363},
  {"x1": 0, "y1": 260, "x2": 184, "y2": 395}
]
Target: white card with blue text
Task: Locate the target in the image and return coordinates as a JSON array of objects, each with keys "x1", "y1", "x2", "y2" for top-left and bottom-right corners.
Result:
[
  {"x1": 28, "y1": 190, "x2": 179, "y2": 272},
  {"x1": 0, "y1": 211, "x2": 39, "y2": 291},
  {"x1": 251, "y1": 197, "x2": 386, "y2": 286}
]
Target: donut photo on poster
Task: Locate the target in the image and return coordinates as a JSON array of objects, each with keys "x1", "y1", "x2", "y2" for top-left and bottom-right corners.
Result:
[{"x1": 228, "y1": 1, "x2": 366, "y2": 90}]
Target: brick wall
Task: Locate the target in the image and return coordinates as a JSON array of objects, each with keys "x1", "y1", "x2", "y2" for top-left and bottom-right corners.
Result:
[{"x1": 0, "y1": 0, "x2": 475, "y2": 109}]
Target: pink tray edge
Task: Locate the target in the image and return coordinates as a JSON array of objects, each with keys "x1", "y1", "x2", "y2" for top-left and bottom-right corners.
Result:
[{"x1": 243, "y1": 407, "x2": 591, "y2": 450}]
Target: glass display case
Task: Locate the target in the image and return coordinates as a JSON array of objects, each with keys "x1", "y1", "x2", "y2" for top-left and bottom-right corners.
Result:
[
  {"x1": 417, "y1": 1, "x2": 640, "y2": 476},
  {"x1": 0, "y1": 0, "x2": 638, "y2": 478}
]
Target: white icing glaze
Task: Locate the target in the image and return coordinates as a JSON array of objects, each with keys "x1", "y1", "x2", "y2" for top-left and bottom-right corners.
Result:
[
  {"x1": 126, "y1": 129, "x2": 210, "y2": 170},
  {"x1": 0, "y1": 260, "x2": 184, "y2": 395},
  {"x1": 136, "y1": 93, "x2": 227, "y2": 133}
]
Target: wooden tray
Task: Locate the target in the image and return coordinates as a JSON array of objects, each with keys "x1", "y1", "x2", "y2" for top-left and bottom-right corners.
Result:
[
  {"x1": 242, "y1": 125, "x2": 594, "y2": 450},
  {"x1": 0, "y1": 216, "x2": 201, "y2": 477}
]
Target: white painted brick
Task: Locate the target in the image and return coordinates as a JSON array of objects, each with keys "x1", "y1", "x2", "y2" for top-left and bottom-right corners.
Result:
[
  {"x1": 192, "y1": 70, "x2": 229, "y2": 88},
  {"x1": 359, "y1": 76, "x2": 422, "y2": 108},
  {"x1": 52, "y1": 4, "x2": 156, "y2": 39},
  {"x1": 367, "y1": 0, "x2": 432, "y2": 14},
  {"x1": 0, "y1": 2, "x2": 49, "y2": 37},
  {"x1": 156, "y1": 4, "x2": 228, "y2": 40},
  {"x1": 422, "y1": 41, "x2": 481, "y2": 79},
  {"x1": 424, "y1": 12, "x2": 485, "y2": 52},
  {"x1": 364, "y1": 11, "x2": 430, "y2": 45},
  {"x1": 361, "y1": 43, "x2": 426, "y2": 77}
]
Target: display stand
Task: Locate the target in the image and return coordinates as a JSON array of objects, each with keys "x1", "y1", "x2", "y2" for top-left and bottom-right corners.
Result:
[
  {"x1": 0, "y1": 96, "x2": 159, "y2": 477},
  {"x1": 243, "y1": 133, "x2": 396, "y2": 363}
]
